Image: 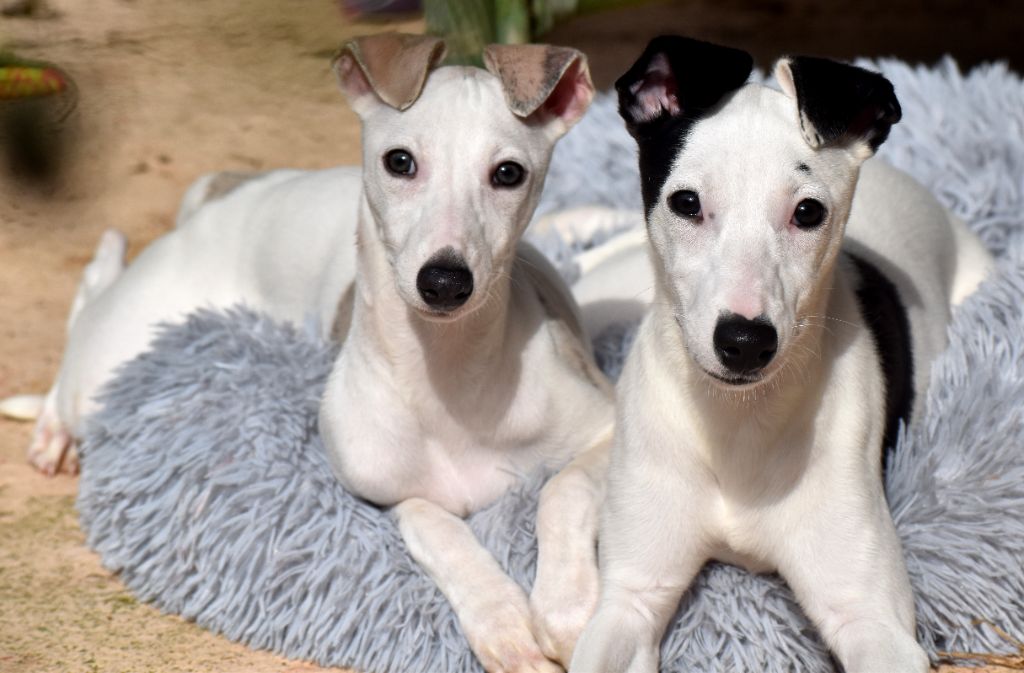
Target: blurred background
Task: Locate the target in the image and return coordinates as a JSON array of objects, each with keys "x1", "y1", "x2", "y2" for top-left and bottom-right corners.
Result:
[
  {"x1": 411, "y1": 0, "x2": 1024, "y2": 86},
  {"x1": 2, "y1": 0, "x2": 1022, "y2": 189},
  {"x1": 541, "y1": 0, "x2": 1024, "y2": 88},
  {"x1": 2, "y1": 0, "x2": 1021, "y2": 191}
]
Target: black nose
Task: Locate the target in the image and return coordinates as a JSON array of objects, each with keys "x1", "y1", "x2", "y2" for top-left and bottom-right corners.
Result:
[
  {"x1": 416, "y1": 261, "x2": 474, "y2": 310},
  {"x1": 713, "y1": 314, "x2": 778, "y2": 375}
]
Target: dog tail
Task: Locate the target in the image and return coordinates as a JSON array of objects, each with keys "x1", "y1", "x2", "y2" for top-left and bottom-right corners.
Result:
[{"x1": 0, "y1": 394, "x2": 44, "y2": 421}]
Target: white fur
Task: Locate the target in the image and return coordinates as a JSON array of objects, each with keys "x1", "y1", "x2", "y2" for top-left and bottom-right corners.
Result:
[
  {"x1": 0, "y1": 394, "x2": 44, "y2": 421},
  {"x1": 16, "y1": 62, "x2": 612, "y2": 672},
  {"x1": 570, "y1": 82, "x2": 992, "y2": 673}
]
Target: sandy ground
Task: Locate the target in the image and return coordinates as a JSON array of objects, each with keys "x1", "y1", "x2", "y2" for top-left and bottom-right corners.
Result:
[
  {"x1": 0, "y1": 1, "x2": 1017, "y2": 672},
  {"x1": 0, "y1": 1, "x2": 410, "y2": 670}
]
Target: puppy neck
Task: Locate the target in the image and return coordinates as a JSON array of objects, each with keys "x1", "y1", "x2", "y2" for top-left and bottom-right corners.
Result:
[{"x1": 348, "y1": 203, "x2": 514, "y2": 384}]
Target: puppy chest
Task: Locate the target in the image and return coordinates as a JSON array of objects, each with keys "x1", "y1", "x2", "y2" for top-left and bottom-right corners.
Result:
[
  {"x1": 334, "y1": 392, "x2": 567, "y2": 516},
  {"x1": 707, "y1": 497, "x2": 782, "y2": 574},
  {"x1": 331, "y1": 420, "x2": 525, "y2": 515},
  {"x1": 700, "y1": 442, "x2": 820, "y2": 569}
]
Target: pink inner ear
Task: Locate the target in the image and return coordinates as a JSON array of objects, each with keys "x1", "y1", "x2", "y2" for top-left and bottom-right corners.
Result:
[
  {"x1": 629, "y1": 52, "x2": 680, "y2": 122},
  {"x1": 336, "y1": 52, "x2": 372, "y2": 101},
  {"x1": 540, "y1": 58, "x2": 592, "y2": 125}
]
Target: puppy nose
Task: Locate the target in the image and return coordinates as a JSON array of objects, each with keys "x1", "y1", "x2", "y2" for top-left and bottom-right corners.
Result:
[
  {"x1": 417, "y1": 261, "x2": 474, "y2": 310},
  {"x1": 713, "y1": 314, "x2": 778, "y2": 375}
]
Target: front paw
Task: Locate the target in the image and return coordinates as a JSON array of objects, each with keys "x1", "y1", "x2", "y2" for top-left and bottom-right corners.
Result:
[
  {"x1": 26, "y1": 415, "x2": 78, "y2": 476},
  {"x1": 464, "y1": 592, "x2": 564, "y2": 673},
  {"x1": 835, "y1": 620, "x2": 930, "y2": 673},
  {"x1": 529, "y1": 563, "x2": 599, "y2": 666}
]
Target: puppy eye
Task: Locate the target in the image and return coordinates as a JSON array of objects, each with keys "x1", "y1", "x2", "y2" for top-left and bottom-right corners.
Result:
[
  {"x1": 793, "y1": 199, "x2": 826, "y2": 228},
  {"x1": 492, "y1": 161, "x2": 526, "y2": 188},
  {"x1": 668, "y1": 190, "x2": 702, "y2": 219},
  {"x1": 384, "y1": 149, "x2": 416, "y2": 177}
]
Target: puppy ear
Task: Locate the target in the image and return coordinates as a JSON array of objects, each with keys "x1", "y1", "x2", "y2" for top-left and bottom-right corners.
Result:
[
  {"x1": 774, "y1": 56, "x2": 901, "y2": 156},
  {"x1": 333, "y1": 33, "x2": 447, "y2": 116},
  {"x1": 482, "y1": 44, "x2": 594, "y2": 137},
  {"x1": 615, "y1": 35, "x2": 753, "y2": 138}
]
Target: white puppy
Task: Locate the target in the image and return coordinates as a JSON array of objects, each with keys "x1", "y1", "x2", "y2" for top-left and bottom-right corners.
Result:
[
  {"x1": 6, "y1": 33, "x2": 613, "y2": 673},
  {"x1": 569, "y1": 36, "x2": 992, "y2": 673}
]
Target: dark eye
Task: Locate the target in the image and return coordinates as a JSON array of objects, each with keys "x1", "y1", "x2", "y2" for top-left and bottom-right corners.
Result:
[
  {"x1": 384, "y1": 149, "x2": 416, "y2": 177},
  {"x1": 792, "y1": 199, "x2": 826, "y2": 228},
  {"x1": 668, "y1": 190, "x2": 702, "y2": 218},
  {"x1": 492, "y1": 161, "x2": 526, "y2": 188}
]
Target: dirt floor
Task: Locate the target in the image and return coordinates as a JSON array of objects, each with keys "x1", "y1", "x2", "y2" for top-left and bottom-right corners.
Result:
[
  {"x1": 0, "y1": 1, "x2": 1017, "y2": 672},
  {"x1": 0, "y1": 1, "x2": 407, "y2": 670}
]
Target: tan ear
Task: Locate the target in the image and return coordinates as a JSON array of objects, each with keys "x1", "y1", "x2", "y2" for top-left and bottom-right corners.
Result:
[
  {"x1": 333, "y1": 33, "x2": 447, "y2": 114},
  {"x1": 482, "y1": 44, "x2": 594, "y2": 134}
]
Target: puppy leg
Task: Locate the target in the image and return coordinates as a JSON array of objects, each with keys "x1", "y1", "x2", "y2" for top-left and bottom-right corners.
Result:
[
  {"x1": 530, "y1": 439, "x2": 609, "y2": 666},
  {"x1": 778, "y1": 508, "x2": 929, "y2": 673},
  {"x1": 26, "y1": 387, "x2": 76, "y2": 475},
  {"x1": 395, "y1": 498, "x2": 561, "y2": 673},
  {"x1": 27, "y1": 229, "x2": 126, "y2": 475},
  {"x1": 569, "y1": 483, "x2": 706, "y2": 673}
]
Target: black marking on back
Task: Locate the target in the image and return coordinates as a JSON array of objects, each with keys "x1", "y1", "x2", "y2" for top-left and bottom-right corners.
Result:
[
  {"x1": 615, "y1": 36, "x2": 752, "y2": 215},
  {"x1": 847, "y1": 253, "x2": 914, "y2": 470}
]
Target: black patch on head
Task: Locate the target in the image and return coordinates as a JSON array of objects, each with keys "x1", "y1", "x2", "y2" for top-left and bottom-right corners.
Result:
[
  {"x1": 796, "y1": 162, "x2": 811, "y2": 174},
  {"x1": 847, "y1": 253, "x2": 914, "y2": 475},
  {"x1": 615, "y1": 36, "x2": 753, "y2": 214},
  {"x1": 786, "y1": 56, "x2": 901, "y2": 152}
]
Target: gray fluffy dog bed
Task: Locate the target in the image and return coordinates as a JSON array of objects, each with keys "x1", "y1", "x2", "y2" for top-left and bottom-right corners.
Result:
[{"x1": 78, "y1": 58, "x2": 1024, "y2": 672}]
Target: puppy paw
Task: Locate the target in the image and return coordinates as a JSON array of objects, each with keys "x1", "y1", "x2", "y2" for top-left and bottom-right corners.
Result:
[
  {"x1": 464, "y1": 593, "x2": 563, "y2": 673},
  {"x1": 26, "y1": 414, "x2": 77, "y2": 476},
  {"x1": 529, "y1": 563, "x2": 599, "y2": 666},
  {"x1": 834, "y1": 619, "x2": 930, "y2": 673}
]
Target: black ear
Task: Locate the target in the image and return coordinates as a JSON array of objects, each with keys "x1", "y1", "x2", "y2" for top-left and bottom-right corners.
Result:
[
  {"x1": 615, "y1": 36, "x2": 752, "y2": 213},
  {"x1": 775, "y1": 56, "x2": 901, "y2": 154},
  {"x1": 615, "y1": 35, "x2": 753, "y2": 139}
]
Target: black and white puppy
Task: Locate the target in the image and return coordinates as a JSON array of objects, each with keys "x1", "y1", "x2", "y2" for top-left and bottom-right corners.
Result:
[{"x1": 569, "y1": 37, "x2": 992, "y2": 673}]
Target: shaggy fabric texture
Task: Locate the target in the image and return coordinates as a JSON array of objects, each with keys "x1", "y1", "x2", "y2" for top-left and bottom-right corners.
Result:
[{"x1": 77, "y1": 58, "x2": 1024, "y2": 672}]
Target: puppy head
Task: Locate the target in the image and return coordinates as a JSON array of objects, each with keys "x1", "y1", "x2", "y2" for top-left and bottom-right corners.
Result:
[
  {"x1": 335, "y1": 34, "x2": 593, "y2": 321},
  {"x1": 617, "y1": 36, "x2": 900, "y2": 387}
]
